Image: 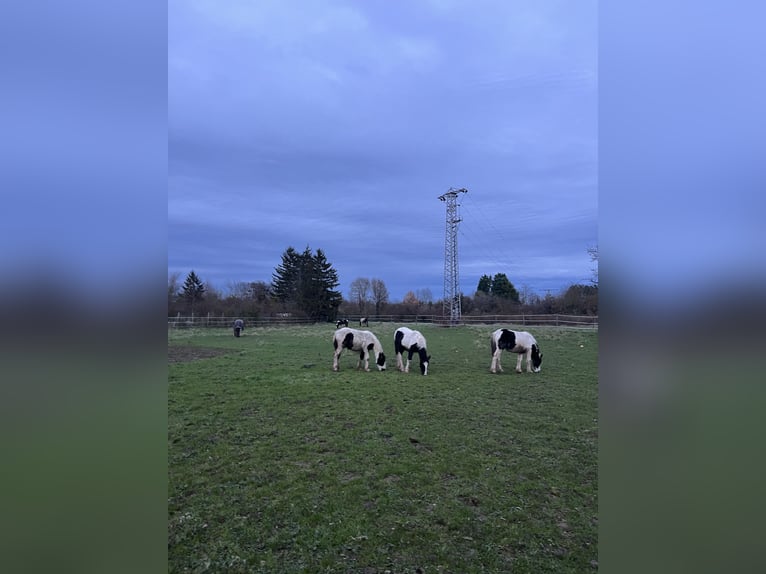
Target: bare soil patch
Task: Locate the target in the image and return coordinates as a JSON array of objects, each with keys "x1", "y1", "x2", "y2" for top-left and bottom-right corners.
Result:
[{"x1": 168, "y1": 345, "x2": 231, "y2": 364}]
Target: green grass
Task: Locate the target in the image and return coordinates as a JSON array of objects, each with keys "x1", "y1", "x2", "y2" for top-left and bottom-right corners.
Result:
[{"x1": 169, "y1": 324, "x2": 597, "y2": 573}]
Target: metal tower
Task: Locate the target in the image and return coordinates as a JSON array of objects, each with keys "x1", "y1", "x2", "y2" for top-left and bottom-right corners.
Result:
[{"x1": 438, "y1": 187, "x2": 468, "y2": 325}]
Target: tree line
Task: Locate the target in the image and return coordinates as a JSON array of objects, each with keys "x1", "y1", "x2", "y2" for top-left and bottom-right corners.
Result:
[{"x1": 168, "y1": 246, "x2": 598, "y2": 319}]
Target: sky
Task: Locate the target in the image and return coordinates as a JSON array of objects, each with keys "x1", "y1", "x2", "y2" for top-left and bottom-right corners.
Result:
[{"x1": 168, "y1": 0, "x2": 598, "y2": 302}]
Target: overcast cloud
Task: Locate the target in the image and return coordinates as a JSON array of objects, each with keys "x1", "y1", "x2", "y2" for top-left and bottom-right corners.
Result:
[{"x1": 168, "y1": 0, "x2": 597, "y2": 301}]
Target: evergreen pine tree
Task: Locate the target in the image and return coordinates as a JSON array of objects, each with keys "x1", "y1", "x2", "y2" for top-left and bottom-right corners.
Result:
[
  {"x1": 271, "y1": 247, "x2": 302, "y2": 304},
  {"x1": 182, "y1": 270, "x2": 206, "y2": 312},
  {"x1": 271, "y1": 246, "x2": 342, "y2": 320},
  {"x1": 476, "y1": 274, "x2": 492, "y2": 294},
  {"x1": 491, "y1": 273, "x2": 520, "y2": 303},
  {"x1": 312, "y1": 248, "x2": 342, "y2": 320}
]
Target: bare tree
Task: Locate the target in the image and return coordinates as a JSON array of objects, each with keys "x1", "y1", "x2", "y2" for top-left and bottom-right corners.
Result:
[
  {"x1": 248, "y1": 281, "x2": 271, "y2": 303},
  {"x1": 204, "y1": 280, "x2": 221, "y2": 300},
  {"x1": 415, "y1": 288, "x2": 433, "y2": 304},
  {"x1": 519, "y1": 284, "x2": 534, "y2": 306},
  {"x1": 226, "y1": 281, "x2": 251, "y2": 300},
  {"x1": 402, "y1": 291, "x2": 419, "y2": 314},
  {"x1": 349, "y1": 277, "x2": 371, "y2": 314},
  {"x1": 370, "y1": 278, "x2": 389, "y2": 315},
  {"x1": 587, "y1": 245, "x2": 599, "y2": 286},
  {"x1": 168, "y1": 271, "x2": 181, "y2": 308}
]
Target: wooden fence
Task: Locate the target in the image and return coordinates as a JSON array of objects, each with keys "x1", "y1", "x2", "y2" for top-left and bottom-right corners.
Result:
[{"x1": 168, "y1": 313, "x2": 598, "y2": 329}]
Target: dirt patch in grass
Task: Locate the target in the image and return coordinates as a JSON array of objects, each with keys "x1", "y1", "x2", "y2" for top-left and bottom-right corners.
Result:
[{"x1": 168, "y1": 345, "x2": 231, "y2": 364}]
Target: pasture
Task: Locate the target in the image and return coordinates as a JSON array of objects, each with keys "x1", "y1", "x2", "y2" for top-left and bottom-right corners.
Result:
[{"x1": 168, "y1": 323, "x2": 598, "y2": 573}]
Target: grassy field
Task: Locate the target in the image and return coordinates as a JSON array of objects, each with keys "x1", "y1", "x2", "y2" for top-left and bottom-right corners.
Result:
[{"x1": 168, "y1": 323, "x2": 598, "y2": 573}]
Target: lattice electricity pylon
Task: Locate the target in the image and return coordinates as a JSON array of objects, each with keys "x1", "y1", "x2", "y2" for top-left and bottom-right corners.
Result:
[{"x1": 438, "y1": 187, "x2": 468, "y2": 325}]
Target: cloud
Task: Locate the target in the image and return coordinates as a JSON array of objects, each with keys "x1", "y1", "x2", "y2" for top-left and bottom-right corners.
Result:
[{"x1": 169, "y1": 1, "x2": 598, "y2": 301}]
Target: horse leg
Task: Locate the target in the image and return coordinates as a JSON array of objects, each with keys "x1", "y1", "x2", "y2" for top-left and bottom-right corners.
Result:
[
  {"x1": 333, "y1": 348, "x2": 342, "y2": 371},
  {"x1": 396, "y1": 352, "x2": 404, "y2": 372},
  {"x1": 491, "y1": 349, "x2": 502, "y2": 373},
  {"x1": 361, "y1": 349, "x2": 370, "y2": 371},
  {"x1": 405, "y1": 349, "x2": 415, "y2": 373},
  {"x1": 516, "y1": 353, "x2": 523, "y2": 373},
  {"x1": 356, "y1": 350, "x2": 365, "y2": 370}
]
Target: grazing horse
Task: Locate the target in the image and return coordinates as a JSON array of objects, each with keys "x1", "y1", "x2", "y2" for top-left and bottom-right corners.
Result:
[
  {"x1": 490, "y1": 329, "x2": 543, "y2": 373},
  {"x1": 359, "y1": 317, "x2": 369, "y2": 327},
  {"x1": 336, "y1": 319, "x2": 349, "y2": 329},
  {"x1": 232, "y1": 319, "x2": 244, "y2": 338},
  {"x1": 394, "y1": 327, "x2": 431, "y2": 375},
  {"x1": 332, "y1": 327, "x2": 387, "y2": 372}
]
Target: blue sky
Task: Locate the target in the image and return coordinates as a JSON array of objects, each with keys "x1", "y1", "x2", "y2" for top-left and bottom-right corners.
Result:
[{"x1": 168, "y1": 0, "x2": 597, "y2": 301}]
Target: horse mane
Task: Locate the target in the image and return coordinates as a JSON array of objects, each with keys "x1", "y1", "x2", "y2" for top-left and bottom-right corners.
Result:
[{"x1": 366, "y1": 330, "x2": 384, "y2": 355}]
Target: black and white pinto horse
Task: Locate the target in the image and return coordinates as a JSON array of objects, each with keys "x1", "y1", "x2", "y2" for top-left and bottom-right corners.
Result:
[
  {"x1": 490, "y1": 328, "x2": 543, "y2": 373},
  {"x1": 394, "y1": 327, "x2": 431, "y2": 375},
  {"x1": 335, "y1": 319, "x2": 349, "y2": 329},
  {"x1": 332, "y1": 327, "x2": 387, "y2": 372},
  {"x1": 359, "y1": 317, "x2": 369, "y2": 327}
]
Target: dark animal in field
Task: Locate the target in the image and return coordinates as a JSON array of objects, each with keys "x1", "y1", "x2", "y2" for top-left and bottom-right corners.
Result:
[
  {"x1": 332, "y1": 327, "x2": 386, "y2": 372},
  {"x1": 233, "y1": 319, "x2": 245, "y2": 338},
  {"x1": 394, "y1": 327, "x2": 431, "y2": 375},
  {"x1": 336, "y1": 319, "x2": 349, "y2": 328},
  {"x1": 490, "y1": 329, "x2": 543, "y2": 373}
]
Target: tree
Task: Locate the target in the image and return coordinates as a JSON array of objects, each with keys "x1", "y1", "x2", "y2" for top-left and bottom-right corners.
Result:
[
  {"x1": 491, "y1": 273, "x2": 520, "y2": 303},
  {"x1": 472, "y1": 290, "x2": 498, "y2": 313},
  {"x1": 310, "y1": 248, "x2": 342, "y2": 320},
  {"x1": 403, "y1": 291, "x2": 419, "y2": 305},
  {"x1": 202, "y1": 280, "x2": 222, "y2": 314},
  {"x1": 271, "y1": 246, "x2": 342, "y2": 320},
  {"x1": 476, "y1": 274, "x2": 492, "y2": 294},
  {"x1": 519, "y1": 283, "x2": 534, "y2": 306},
  {"x1": 349, "y1": 277, "x2": 371, "y2": 314},
  {"x1": 560, "y1": 283, "x2": 598, "y2": 315},
  {"x1": 182, "y1": 270, "x2": 205, "y2": 312},
  {"x1": 415, "y1": 288, "x2": 433, "y2": 304},
  {"x1": 542, "y1": 292, "x2": 557, "y2": 314},
  {"x1": 460, "y1": 293, "x2": 474, "y2": 315},
  {"x1": 224, "y1": 280, "x2": 272, "y2": 317},
  {"x1": 475, "y1": 273, "x2": 520, "y2": 303},
  {"x1": 248, "y1": 281, "x2": 271, "y2": 303},
  {"x1": 271, "y1": 247, "x2": 303, "y2": 304},
  {"x1": 226, "y1": 281, "x2": 250, "y2": 300},
  {"x1": 168, "y1": 271, "x2": 181, "y2": 309},
  {"x1": 371, "y1": 278, "x2": 389, "y2": 315},
  {"x1": 587, "y1": 245, "x2": 599, "y2": 286},
  {"x1": 402, "y1": 291, "x2": 419, "y2": 314}
]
